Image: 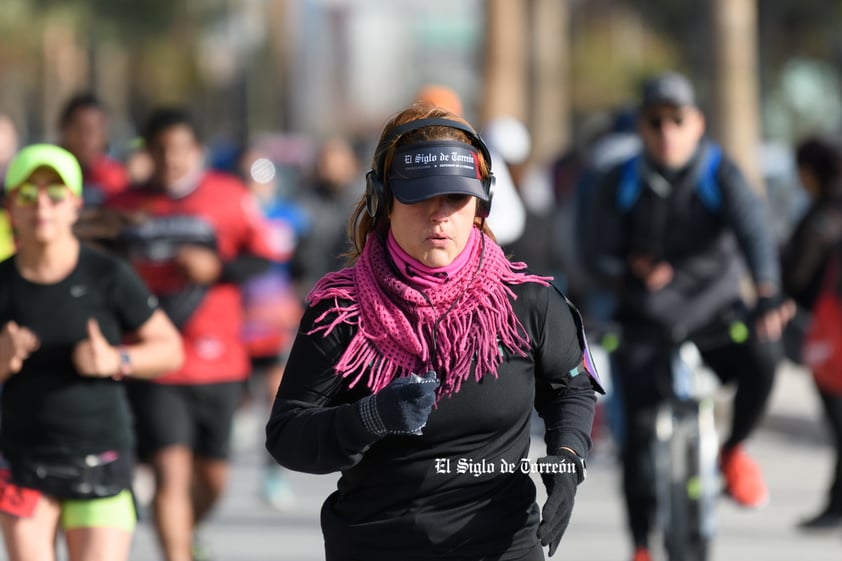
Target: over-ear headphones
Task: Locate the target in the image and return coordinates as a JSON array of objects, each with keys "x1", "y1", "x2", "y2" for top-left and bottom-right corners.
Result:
[{"x1": 365, "y1": 117, "x2": 495, "y2": 219}]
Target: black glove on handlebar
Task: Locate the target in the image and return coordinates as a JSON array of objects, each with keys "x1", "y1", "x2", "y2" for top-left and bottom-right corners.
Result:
[
  {"x1": 357, "y1": 370, "x2": 439, "y2": 437},
  {"x1": 536, "y1": 448, "x2": 586, "y2": 556}
]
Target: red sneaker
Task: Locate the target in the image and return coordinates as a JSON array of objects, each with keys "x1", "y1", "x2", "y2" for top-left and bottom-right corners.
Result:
[
  {"x1": 720, "y1": 444, "x2": 769, "y2": 508},
  {"x1": 632, "y1": 547, "x2": 652, "y2": 561}
]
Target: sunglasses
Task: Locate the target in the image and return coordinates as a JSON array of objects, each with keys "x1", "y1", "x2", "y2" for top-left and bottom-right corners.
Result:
[
  {"x1": 12, "y1": 183, "x2": 71, "y2": 206},
  {"x1": 646, "y1": 115, "x2": 685, "y2": 130}
]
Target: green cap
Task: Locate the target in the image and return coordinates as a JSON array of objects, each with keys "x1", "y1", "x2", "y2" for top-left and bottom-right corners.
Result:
[{"x1": 4, "y1": 144, "x2": 83, "y2": 196}]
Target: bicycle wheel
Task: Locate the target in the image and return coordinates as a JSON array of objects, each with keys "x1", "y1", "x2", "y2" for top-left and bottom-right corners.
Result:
[
  {"x1": 663, "y1": 402, "x2": 713, "y2": 561},
  {"x1": 693, "y1": 397, "x2": 719, "y2": 556}
]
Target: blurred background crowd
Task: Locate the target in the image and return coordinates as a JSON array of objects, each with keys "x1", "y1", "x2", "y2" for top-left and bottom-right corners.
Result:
[
  {"x1": 3, "y1": 0, "x2": 839, "y2": 281},
  {"x1": 2, "y1": 0, "x2": 842, "y2": 558},
  {"x1": 0, "y1": 0, "x2": 837, "y2": 198}
]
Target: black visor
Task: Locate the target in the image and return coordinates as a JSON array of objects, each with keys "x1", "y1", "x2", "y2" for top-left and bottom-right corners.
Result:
[{"x1": 388, "y1": 141, "x2": 488, "y2": 204}]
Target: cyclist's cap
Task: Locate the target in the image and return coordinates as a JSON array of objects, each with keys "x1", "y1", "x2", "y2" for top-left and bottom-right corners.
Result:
[
  {"x1": 388, "y1": 141, "x2": 488, "y2": 204},
  {"x1": 4, "y1": 144, "x2": 83, "y2": 196},
  {"x1": 641, "y1": 71, "x2": 696, "y2": 109}
]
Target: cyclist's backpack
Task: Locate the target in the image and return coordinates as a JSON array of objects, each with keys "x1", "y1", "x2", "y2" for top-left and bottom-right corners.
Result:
[
  {"x1": 802, "y1": 251, "x2": 842, "y2": 395},
  {"x1": 615, "y1": 142, "x2": 723, "y2": 214}
]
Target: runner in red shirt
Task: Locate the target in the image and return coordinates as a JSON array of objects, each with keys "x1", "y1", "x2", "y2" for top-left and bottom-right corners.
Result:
[{"x1": 106, "y1": 107, "x2": 273, "y2": 561}]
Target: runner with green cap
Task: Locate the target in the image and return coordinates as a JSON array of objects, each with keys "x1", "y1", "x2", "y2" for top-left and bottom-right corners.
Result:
[
  {"x1": 4, "y1": 143, "x2": 83, "y2": 196},
  {"x1": 0, "y1": 142, "x2": 183, "y2": 561}
]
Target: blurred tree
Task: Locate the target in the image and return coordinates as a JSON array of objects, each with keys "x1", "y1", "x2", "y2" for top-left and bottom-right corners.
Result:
[
  {"x1": 528, "y1": 0, "x2": 571, "y2": 163},
  {"x1": 603, "y1": 0, "x2": 842, "y2": 148},
  {"x1": 0, "y1": 0, "x2": 43, "y2": 138},
  {"x1": 0, "y1": 0, "x2": 220, "y2": 143},
  {"x1": 759, "y1": 1, "x2": 842, "y2": 143},
  {"x1": 765, "y1": 60, "x2": 842, "y2": 142},
  {"x1": 711, "y1": 0, "x2": 762, "y2": 192},
  {"x1": 482, "y1": 0, "x2": 528, "y2": 124},
  {"x1": 568, "y1": 3, "x2": 679, "y2": 114},
  {"x1": 31, "y1": 0, "x2": 185, "y2": 39},
  {"x1": 4, "y1": 0, "x2": 842, "y2": 154}
]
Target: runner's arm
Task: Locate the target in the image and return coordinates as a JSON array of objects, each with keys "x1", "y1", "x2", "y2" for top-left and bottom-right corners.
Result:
[
  {"x1": 532, "y1": 286, "x2": 599, "y2": 458},
  {"x1": 265, "y1": 302, "x2": 379, "y2": 473}
]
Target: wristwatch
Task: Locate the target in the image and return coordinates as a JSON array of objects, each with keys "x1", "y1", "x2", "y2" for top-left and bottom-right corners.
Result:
[{"x1": 115, "y1": 346, "x2": 132, "y2": 380}]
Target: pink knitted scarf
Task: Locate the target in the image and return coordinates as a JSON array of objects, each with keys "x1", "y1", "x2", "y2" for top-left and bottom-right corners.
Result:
[
  {"x1": 306, "y1": 227, "x2": 551, "y2": 397},
  {"x1": 385, "y1": 229, "x2": 473, "y2": 289}
]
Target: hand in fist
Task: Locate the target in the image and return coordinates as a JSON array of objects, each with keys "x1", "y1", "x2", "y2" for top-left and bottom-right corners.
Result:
[
  {"x1": 0, "y1": 321, "x2": 40, "y2": 380},
  {"x1": 73, "y1": 318, "x2": 120, "y2": 378},
  {"x1": 175, "y1": 245, "x2": 222, "y2": 285},
  {"x1": 629, "y1": 254, "x2": 674, "y2": 292}
]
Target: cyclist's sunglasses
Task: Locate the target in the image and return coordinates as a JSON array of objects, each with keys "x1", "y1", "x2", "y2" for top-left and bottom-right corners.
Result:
[
  {"x1": 12, "y1": 183, "x2": 71, "y2": 206},
  {"x1": 646, "y1": 115, "x2": 685, "y2": 130}
]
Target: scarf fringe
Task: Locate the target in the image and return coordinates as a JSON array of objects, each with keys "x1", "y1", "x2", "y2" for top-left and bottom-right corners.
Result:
[{"x1": 306, "y1": 232, "x2": 550, "y2": 398}]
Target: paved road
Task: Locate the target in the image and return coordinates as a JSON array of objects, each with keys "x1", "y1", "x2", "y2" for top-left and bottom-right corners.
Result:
[{"x1": 25, "y1": 363, "x2": 842, "y2": 560}]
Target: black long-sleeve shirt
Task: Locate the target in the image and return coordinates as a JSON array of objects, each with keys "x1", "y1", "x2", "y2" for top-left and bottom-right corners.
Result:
[
  {"x1": 781, "y1": 198, "x2": 842, "y2": 310},
  {"x1": 581, "y1": 140, "x2": 781, "y2": 335},
  {"x1": 266, "y1": 281, "x2": 597, "y2": 561}
]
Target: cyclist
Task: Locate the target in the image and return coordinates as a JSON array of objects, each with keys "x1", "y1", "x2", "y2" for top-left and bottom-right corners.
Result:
[{"x1": 579, "y1": 71, "x2": 793, "y2": 561}]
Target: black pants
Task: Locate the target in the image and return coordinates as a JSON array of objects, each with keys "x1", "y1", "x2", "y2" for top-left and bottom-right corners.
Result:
[
  {"x1": 614, "y1": 327, "x2": 780, "y2": 547},
  {"x1": 815, "y1": 388, "x2": 842, "y2": 514}
]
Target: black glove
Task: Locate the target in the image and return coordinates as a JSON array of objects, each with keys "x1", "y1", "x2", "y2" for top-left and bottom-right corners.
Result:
[
  {"x1": 536, "y1": 448, "x2": 586, "y2": 556},
  {"x1": 358, "y1": 370, "x2": 439, "y2": 437},
  {"x1": 753, "y1": 292, "x2": 787, "y2": 319}
]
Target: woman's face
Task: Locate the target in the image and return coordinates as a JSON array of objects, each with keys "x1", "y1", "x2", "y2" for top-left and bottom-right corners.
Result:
[
  {"x1": 6, "y1": 166, "x2": 80, "y2": 245},
  {"x1": 389, "y1": 194, "x2": 477, "y2": 267}
]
